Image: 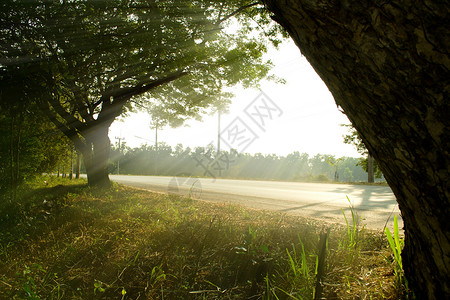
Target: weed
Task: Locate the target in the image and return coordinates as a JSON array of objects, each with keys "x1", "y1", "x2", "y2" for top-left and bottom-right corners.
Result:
[
  {"x1": 385, "y1": 215, "x2": 410, "y2": 296},
  {"x1": 93, "y1": 279, "x2": 106, "y2": 294},
  {"x1": 18, "y1": 265, "x2": 40, "y2": 299},
  {"x1": 340, "y1": 196, "x2": 365, "y2": 257},
  {"x1": 284, "y1": 235, "x2": 317, "y2": 299},
  {"x1": 149, "y1": 265, "x2": 167, "y2": 287}
]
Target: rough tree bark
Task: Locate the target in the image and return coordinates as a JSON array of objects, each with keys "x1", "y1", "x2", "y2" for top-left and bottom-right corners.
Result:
[
  {"x1": 78, "y1": 125, "x2": 112, "y2": 187},
  {"x1": 262, "y1": 0, "x2": 449, "y2": 298}
]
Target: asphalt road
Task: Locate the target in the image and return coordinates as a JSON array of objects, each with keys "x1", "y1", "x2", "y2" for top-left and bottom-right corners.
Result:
[{"x1": 109, "y1": 175, "x2": 402, "y2": 231}]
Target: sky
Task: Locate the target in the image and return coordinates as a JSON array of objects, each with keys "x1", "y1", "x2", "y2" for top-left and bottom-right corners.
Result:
[{"x1": 109, "y1": 39, "x2": 361, "y2": 158}]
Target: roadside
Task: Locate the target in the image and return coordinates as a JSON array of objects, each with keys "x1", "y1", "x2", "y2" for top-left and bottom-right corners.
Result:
[
  {"x1": 109, "y1": 174, "x2": 402, "y2": 232},
  {"x1": 0, "y1": 176, "x2": 408, "y2": 299}
]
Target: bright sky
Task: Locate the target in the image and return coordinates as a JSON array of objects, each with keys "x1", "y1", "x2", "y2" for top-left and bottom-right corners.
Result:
[{"x1": 109, "y1": 40, "x2": 361, "y2": 158}]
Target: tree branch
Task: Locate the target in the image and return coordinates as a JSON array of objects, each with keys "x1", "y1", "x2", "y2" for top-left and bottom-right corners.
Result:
[
  {"x1": 47, "y1": 96, "x2": 86, "y2": 131},
  {"x1": 215, "y1": 2, "x2": 260, "y2": 25},
  {"x1": 38, "y1": 99, "x2": 88, "y2": 153},
  {"x1": 97, "y1": 69, "x2": 189, "y2": 123}
]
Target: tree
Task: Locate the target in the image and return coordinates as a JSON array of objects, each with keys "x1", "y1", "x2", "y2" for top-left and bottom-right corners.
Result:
[
  {"x1": 342, "y1": 124, "x2": 383, "y2": 182},
  {"x1": 262, "y1": 0, "x2": 449, "y2": 298},
  {"x1": 323, "y1": 155, "x2": 343, "y2": 182},
  {"x1": 1, "y1": 0, "x2": 283, "y2": 186},
  {"x1": 0, "y1": 66, "x2": 69, "y2": 199}
]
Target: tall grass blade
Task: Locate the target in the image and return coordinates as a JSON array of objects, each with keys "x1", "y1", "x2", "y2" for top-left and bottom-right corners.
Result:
[
  {"x1": 298, "y1": 235, "x2": 309, "y2": 279},
  {"x1": 287, "y1": 248, "x2": 298, "y2": 278},
  {"x1": 385, "y1": 215, "x2": 410, "y2": 297}
]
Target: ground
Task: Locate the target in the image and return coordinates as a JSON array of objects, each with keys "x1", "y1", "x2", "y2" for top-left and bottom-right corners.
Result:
[{"x1": 0, "y1": 176, "x2": 408, "y2": 299}]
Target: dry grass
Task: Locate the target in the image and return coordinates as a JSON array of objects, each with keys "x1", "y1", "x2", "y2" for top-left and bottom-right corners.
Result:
[{"x1": 0, "y1": 176, "x2": 405, "y2": 299}]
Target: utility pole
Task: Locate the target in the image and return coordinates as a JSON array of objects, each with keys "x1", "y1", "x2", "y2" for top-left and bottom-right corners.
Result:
[
  {"x1": 217, "y1": 110, "x2": 221, "y2": 155},
  {"x1": 155, "y1": 124, "x2": 158, "y2": 175},
  {"x1": 217, "y1": 110, "x2": 222, "y2": 177},
  {"x1": 155, "y1": 124, "x2": 158, "y2": 153},
  {"x1": 115, "y1": 136, "x2": 125, "y2": 175}
]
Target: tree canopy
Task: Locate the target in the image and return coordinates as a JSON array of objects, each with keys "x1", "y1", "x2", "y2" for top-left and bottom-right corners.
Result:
[{"x1": 1, "y1": 0, "x2": 285, "y2": 185}]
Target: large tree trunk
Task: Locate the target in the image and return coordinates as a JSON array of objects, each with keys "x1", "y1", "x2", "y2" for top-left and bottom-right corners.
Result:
[
  {"x1": 80, "y1": 125, "x2": 111, "y2": 187},
  {"x1": 262, "y1": 0, "x2": 449, "y2": 298}
]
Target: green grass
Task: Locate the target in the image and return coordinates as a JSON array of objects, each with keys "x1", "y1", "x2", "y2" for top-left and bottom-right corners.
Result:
[
  {"x1": 0, "y1": 176, "x2": 406, "y2": 299},
  {"x1": 385, "y1": 215, "x2": 410, "y2": 298}
]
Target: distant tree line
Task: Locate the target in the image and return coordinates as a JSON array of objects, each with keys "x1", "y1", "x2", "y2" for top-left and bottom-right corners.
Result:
[{"x1": 109, "y1": 143, "x2": 383, "y2": 183}]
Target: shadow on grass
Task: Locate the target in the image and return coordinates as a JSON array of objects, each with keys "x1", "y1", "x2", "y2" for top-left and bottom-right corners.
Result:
[
  {"x1": 0, "y1": 180, "x2": 89, "y2": 245},
  {"x1": 0, "y1": 177, "x2": 405, "y2": 299}
]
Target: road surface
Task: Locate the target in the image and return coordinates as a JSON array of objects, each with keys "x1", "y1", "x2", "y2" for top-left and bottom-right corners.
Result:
[{"x1": 109, "y1": 175, "x2": 402, "y2": 231}]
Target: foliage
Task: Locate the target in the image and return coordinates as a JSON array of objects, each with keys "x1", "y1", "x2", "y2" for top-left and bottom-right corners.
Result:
[
  {"x1": 342, "y1": 124, "x2": 383, "y2": 179},
  {"x1": 0, "y1": 176, "x2": 406, "y2": 299},
  {"x1": 110, "y1": 142, "x2": 375, "y2": 182},
  {"x1": 0, "y1": 0, "x2": 284, "y2": 185},
  {"x1": 385, "y1": 215, "x2": 410, "y2": 297},
  {"x1": 323, "y1": 155, "x2": 344, "y2": 181},
  {"x1": 342, "y1": 125, "x2": 367, "y2": 155},
  {"x1": 340, "y1": 196, "x2": 366, "y2": 261},
  {"x1": 356, "y1": 157, "x2": 383, "y2": 179},
  {"x1": 0, "y1": 72, "x2": 70, "y2": 196},
  {"x1": 283, "y1": 235, "x2": 318, "y2": 298}
]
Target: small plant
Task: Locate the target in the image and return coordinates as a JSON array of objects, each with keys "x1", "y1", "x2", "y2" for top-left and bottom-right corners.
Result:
[
  {"x1": 17, "y1": 264, "x2": 46, "y2": 299},
  {"x1": 340, "y1": 196, "x2": 364, "y2": 252},
  {"x1": 284, "y1": 235, "x2": 318, "y2": 298},
  {"x1": 148, "y1": 265, "x2": 167, "y2": 288},
  {"x1": 385, "y1": 215, "x2": 409, "y2": 294},
  {"x1": 94, "y1": 279, "x2": 106, "y2": 294}
]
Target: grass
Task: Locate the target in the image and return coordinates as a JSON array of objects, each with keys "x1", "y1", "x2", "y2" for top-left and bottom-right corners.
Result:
[
  {"x1": 0, "y1": 176, "x2": 407, "y2": 299},
  {"x1": 385, "y1": 216, "x2": 410, "y2": 298}
]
